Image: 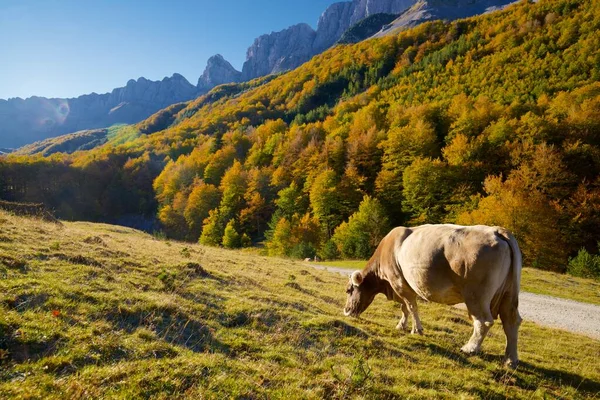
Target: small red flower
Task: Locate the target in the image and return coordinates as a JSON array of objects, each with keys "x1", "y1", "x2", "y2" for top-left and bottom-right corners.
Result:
[{"x1": 52, "y1": 310, "x2": 61, "y2": 318}]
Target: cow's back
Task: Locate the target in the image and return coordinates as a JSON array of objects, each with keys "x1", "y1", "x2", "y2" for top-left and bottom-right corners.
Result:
[{"x1": 394, "y1": 224, "x2": 511, "y2": 305}]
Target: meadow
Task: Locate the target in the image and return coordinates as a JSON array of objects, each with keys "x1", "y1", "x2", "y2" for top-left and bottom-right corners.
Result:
[{"x1": 1, "y1": 211, "x2": 599, "y2": 399}]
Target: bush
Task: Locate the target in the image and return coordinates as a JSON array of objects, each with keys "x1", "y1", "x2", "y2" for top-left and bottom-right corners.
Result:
[
  {"x1": 290, "y1": 242, "x2": 317, "y2": 259},
  {"x1": 318, "y1": 239, "x2": 340, "y2": 261},
  {"x1": 567, "y1": 248, "x2": 600, "y2": 279}
]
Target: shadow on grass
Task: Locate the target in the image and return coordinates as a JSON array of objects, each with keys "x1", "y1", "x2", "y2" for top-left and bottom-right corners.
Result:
[
  {"x1": 515, "y1": 360, "x2": 600, "y2": 396},
  {"x1": 463, "y1": 352, "x2": 600, "y2": 397},
  {"x1": 105, "y1": 306, "x2": 229, "y2": 354},
  {"x1": 405, "y1": 341, "x2": 471, "y2": 366}
]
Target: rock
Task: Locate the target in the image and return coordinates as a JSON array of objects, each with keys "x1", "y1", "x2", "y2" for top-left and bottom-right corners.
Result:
[
  {"x1": 197, "y1": 54, "x2": 242, "y2": 93},
  {"x1": 242, "y1": 23, "x2": 317, "y2": 81},
  {"x1": 314, "y1": 0, "x2": 417, "y2": 52},
  {"x1": 313, "y1": 1, "x2": 357, "y2": 52}
]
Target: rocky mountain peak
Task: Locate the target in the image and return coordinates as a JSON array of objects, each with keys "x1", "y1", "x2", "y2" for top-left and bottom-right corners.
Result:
[{"x1": 197, "y1": 54, "x2": 242, "y2": 92}]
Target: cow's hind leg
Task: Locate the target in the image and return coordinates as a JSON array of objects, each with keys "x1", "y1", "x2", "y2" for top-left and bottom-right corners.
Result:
[
  {"x1": 499, "y1": 294, "x2": 521, "y2": 368},
  {"x1": 461, "y1": 298, "x2": 494, "y2": 355},
  {"x1": 395, "y1": 301, "x2": 409, "y2": 331}
]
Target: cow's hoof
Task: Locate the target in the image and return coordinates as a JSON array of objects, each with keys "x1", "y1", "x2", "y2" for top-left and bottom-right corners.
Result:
[
  {"x1": 460, "y1": 343, "x2": 480, "y2": 355},
  {"x1": 396, "y1": 321, "x2": 409, "y2": 331},
  {"x1": 504, "y1": 358, "x2": 519, "y2": 369},
  {"x1": 411, "y1": 328, "x2": 424, "y2": 335}
]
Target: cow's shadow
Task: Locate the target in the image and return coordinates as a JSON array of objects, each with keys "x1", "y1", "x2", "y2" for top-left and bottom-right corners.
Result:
[
  {"x1": 472, "y1": 353, "x2": 600, "y2": 396},
  {"x1": 511, "y1": 360, "x2": 600, "y2": 396}
]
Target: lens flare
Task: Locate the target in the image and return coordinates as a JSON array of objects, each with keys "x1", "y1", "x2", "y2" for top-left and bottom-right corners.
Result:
[{"x1": 36, "y1": 98, "x2": 70, "y2": 128}]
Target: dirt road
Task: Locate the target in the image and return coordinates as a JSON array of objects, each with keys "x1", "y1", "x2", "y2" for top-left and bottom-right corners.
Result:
[{"x1": 308, "y1": 264, "x2": 600, "y2": 340}]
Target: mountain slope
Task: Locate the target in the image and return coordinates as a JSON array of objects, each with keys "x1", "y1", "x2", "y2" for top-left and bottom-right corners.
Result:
[{"x1": 1, "y1": 210, "x2": 600, "y2": 398}]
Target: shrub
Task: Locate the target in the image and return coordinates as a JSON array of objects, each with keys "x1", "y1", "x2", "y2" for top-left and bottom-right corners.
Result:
[
  {"x1": 567, "y1": 248, "x2": 600, "y2": 279},
  {"x1": 319, "y1": 239, "x2": 340, "y2": 261},
  {"x1": 290, "y1": 242, "x2": 317, "y2": 259}
]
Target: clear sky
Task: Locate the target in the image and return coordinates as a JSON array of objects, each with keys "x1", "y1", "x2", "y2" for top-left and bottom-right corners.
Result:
[{"x1": 0, "y1": 0, "x2": 338, "y2": 100}]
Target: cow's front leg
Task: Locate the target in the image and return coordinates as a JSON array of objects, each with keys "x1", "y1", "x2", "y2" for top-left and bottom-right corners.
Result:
[
  {"x1": 395, "y1": 301, "x2": 409, "y2": 331},
  {"x1": 404, "y1": 295, "x2": 423, "y2": 335},
  {"x1": 389, "y1": 281, "x2": 423, "y2": 335}
]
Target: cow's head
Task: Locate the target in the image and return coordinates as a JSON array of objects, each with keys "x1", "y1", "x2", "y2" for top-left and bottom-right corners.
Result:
[{"x1": 343, "y1": 270, "x2": 380, "y2": 317}]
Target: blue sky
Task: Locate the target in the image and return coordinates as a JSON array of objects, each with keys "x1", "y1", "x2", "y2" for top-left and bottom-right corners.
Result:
[{"x1": 0, "y1": 0, "x2": 338, "y2": 100}]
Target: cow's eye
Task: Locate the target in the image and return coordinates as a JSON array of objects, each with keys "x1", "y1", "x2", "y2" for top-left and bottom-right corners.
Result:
[{"x1": 346, "y1": 288, "x2": 352, "y2": 294}]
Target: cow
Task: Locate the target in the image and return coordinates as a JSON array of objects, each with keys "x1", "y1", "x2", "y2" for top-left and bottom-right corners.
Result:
[{"x1": 343, "y1": 224, "x2": 522, "y2": 368}]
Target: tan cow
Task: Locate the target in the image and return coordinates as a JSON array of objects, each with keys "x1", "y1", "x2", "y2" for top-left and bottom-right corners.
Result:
[{"x1": 343, "y1": 224, "x2": 522, "y2": 368}]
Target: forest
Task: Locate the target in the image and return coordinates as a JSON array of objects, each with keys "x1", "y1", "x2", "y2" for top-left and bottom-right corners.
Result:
[{"x1": 1, "y1": 0, "x2": 599, "y2": 275}]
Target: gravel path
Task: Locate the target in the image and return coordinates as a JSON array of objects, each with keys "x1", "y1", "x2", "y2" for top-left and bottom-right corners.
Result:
[{"x1": 308, "y1": 264, "x2": 600, "y2": 340}]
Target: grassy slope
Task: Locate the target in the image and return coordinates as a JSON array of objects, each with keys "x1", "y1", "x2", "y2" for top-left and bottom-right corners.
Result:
[
  {"x1": 319, "y1": 261, "x2": 600, "y2": 306},
  {"x1": 1, "y1": 212, "x2": 599, "y2": 399}
]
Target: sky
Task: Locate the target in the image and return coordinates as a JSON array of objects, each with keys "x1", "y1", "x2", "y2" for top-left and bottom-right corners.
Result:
[{"x1": 0, "y1": 0, "x2": 339, "y2": 100}]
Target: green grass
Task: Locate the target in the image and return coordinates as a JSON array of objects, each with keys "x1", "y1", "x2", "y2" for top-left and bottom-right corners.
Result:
[
  {"x1": 1, "y1": 211, "x2": 599, "y2": 398},
  {"x1": 318, "y1": 260, "x2": 600, "y2": 306},
  {"x1": 106, "y1": 124, "x2": 141, "y2": 146}
]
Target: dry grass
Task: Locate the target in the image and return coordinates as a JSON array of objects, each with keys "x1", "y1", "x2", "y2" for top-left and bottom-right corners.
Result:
[{"x1": 1, "y1": 211, "x2": 599, "y2": 399}]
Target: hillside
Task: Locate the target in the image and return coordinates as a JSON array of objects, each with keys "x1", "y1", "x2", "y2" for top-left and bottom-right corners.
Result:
[
  {"x1": 1, "y1": 211, "x2": 600, "y2": 398},
  {"x1": 1, "y1": 0, "x2": 600, "y2": 274}
]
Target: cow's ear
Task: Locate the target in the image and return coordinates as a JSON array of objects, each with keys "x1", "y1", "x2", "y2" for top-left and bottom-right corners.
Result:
[{"x1": 351, "y1": 271, "x2": 363, "y2": 287}]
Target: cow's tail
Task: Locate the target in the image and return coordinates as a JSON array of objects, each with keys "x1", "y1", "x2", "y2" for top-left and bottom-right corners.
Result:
[{"x1": 491, "y1": 228, "x2": 522, "y2": 318}]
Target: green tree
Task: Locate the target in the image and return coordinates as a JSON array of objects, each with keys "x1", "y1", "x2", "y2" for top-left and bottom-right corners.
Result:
[
  {"x1": 332, "y1": 196, "x2": 390, "y2": 259},
  {"x1": 199, "y1": 209, "x2": 223, "y2": 246},
  {"x1": 402, "y1": 158, "x2": 456, "y2": 224},
  {"x1": 184, "y1": 180, "x2": 221, "y2": 240},
  {"x1": 309, "y1": 169, "x2": 342, "y2": 237},
  {"x1": 266, "y1": 217, "x2": 293, "y2": 257},
  {"x1": 222, "y1": 220, "x2": 242, "y2": 249}
]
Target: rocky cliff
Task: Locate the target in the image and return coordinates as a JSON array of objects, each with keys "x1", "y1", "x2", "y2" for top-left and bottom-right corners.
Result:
[
  {"x1": 0, "y1": 74, "x2": 199, "y2": 148},
  {"x1": 197, "y1": 54, "x2": 242, "y2": 93},
  {"x1": 371, "y1": 0, "x2": 517, "y2": 38},
  {"x1": 242, "y1": 0, "x2": 417, "y2": 80},
  {"x1": 242, "y1": 23, "x2": 316, "y2": 81},
  {"x1": 313, "y1": 0, "x2": 416, "y2": 51}
]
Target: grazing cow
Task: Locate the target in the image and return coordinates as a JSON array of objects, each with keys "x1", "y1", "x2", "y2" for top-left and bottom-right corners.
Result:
[{"x1": 343, "y1": 224, "x2": 522, "y2": 368}]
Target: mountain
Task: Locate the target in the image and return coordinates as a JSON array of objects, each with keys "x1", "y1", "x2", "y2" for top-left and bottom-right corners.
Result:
[
  {"x1": 313, "y1": 0, "x2": 417, "y2": 52},
  {"x1": 242, "y1": 0, "x2": 418, "y2": 80},
  {"x1": 239, "y1": 0, "x2": 516, "y2": 80},
  {"x1": 337, "y1": 13, "x2": 400, "y2": 44},
  {"x1": 0, "y1": 74, "x2": 199, "y2": 148},
  {"x1": 197, "y1": 54, "x2": 243, "y2": 93},
  {"x1": 1, "y1": 0, "x2": 515, "y2": 149},
  {"x1": 372, "y1": 0, "x2": 517, "y2": 37},
  {"x1": 242, "y1": 23, "x2": 316, "y2": 81}
]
